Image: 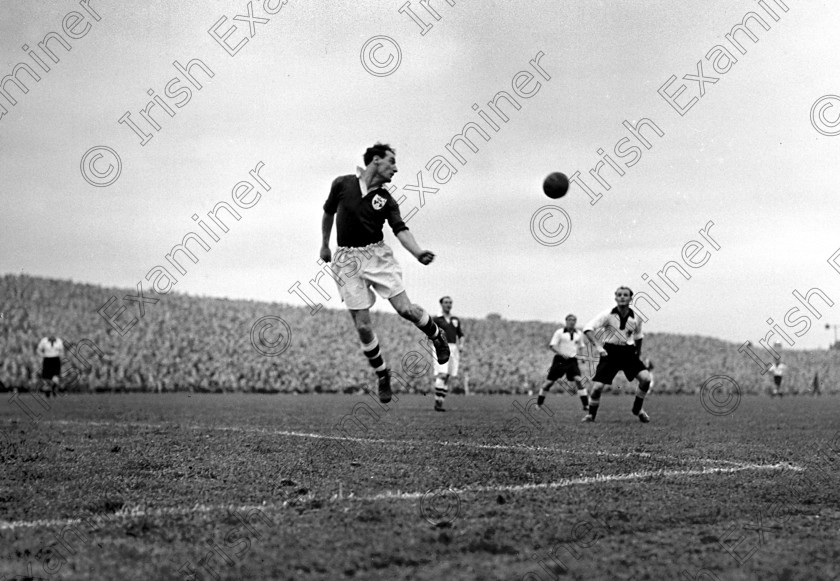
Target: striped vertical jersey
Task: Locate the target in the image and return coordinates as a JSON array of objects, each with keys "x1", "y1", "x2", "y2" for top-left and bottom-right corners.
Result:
[
  {"x1": 584, "y1": 307, "x2": 643, "y2": 345},
  {"x1": 549, "y1": 327, "x2": 584, "y2": 358},
  {"x1": 433, "y1": 315, "x2": 464, "y2": 344}
]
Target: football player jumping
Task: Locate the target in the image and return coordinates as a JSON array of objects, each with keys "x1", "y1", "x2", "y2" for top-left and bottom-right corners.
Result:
[{"x1": 320, "y1": 143, "x2": 450, "y2": 404}]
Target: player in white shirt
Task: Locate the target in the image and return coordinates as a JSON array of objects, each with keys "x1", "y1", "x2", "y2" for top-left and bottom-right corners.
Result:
[
  {"x1": 537, "y1": 314, "x2": 589, "y2": 411},
  {"x1": 582, "y1": 287, "x2": 653, "y2": 423},
  {"x1": 36, "y1": 335, "x2": 64, "y2": 397},
  {"x1": 769, "y1": 357, "x2": 787, "y2": 397}
]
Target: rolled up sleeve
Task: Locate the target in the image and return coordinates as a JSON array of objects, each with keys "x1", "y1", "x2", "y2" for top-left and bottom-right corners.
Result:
[{"x1": 386, "y1": 198, "x2": 409, "y2": 236}]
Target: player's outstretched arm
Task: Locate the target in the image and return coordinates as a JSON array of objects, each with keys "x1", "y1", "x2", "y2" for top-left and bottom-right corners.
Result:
[
  {"x1": 584, "y1": 330, "x2": 607, "y2": 356},
  {"x1": 320, "y1": 212, "x2": 335, "y2": 262},
  {"x1": 396, "y1": 230, "x2": 434, "y2": 264}
]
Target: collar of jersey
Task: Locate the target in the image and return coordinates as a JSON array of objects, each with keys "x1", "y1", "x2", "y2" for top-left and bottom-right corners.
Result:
[
  {"x1": 356, "y1": 166, "x2": 382, "y2": 198},
  {"x1": 610, "y1": 306, "x2": 636, "y2": 318}
]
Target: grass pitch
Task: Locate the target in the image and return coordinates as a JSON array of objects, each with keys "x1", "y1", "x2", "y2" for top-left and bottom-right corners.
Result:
[{"x1": 1, "y1": 392, "x2": 838, "y2": 580}]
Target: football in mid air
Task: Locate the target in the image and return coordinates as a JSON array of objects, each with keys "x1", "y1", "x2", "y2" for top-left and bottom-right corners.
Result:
[{"x1": 543, "y1": 172, "x2": 569, "y2": 199}]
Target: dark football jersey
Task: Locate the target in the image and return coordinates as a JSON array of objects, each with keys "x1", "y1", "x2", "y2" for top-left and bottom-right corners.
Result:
[
  {"x1": 323, "y1": 174, "x2": 408, "y2": 248},
  {"x1": 434, "y1": 315, "x2": 464, "y2": 344}
]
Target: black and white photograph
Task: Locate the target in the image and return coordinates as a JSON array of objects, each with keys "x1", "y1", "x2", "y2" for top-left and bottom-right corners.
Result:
[{"x1": 1, "y1": 1, "x2": 839, "y2": 579}]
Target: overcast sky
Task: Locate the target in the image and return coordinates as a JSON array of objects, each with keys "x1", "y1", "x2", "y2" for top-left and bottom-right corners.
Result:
[{"x1": 2, "y1": 0, "x2": 839, "y2": 350}]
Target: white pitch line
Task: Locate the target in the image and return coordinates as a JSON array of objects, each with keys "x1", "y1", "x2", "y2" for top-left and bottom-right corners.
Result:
[
  {"x1": 31, "y1": 419, "x2": 746, "y2": 468},
  {"x1": 0, "y1": 462, "x2": 801, "y2": 532},
  {"x1": 0, "y1": 503, "x2": 268, "y2": 532},
  {"x1": 361, "y1": 462, "x2": 804, "y2": 501}
]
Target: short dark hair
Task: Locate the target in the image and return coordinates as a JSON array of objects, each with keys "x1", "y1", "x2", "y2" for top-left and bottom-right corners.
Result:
[
  {"x1": 615, "y1": 286, "x2": 634, "y2": 298},
  {"x1": 439, "y1": 296, "x2": 452, "y2": 304},
  {"x1": 363, "y1": 143, "x2": 395, "y2": 166}
]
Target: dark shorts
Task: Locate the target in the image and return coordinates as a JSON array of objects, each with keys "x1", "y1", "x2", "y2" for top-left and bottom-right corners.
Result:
[
  {"x1": 774, "y1": 375, "x2": 782, "y2": 387},
  {"x1": 547, "y1": 355, "x2": 581, "y2": 381},
  {"x1": 592, "y1": 344, "x2": 647, "y2": 384},
  {"x1": 42, "y1": 357, "x2": 61, "y2": 380}
]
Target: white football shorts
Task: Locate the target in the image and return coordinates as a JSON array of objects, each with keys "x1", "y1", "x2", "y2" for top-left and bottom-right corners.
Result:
[
  {"x1": 433, "y1": 344, "x2": 460, "y2": 377},
  {"x1": 331, "y1": 241, "x2": 405, "y2": 310}
]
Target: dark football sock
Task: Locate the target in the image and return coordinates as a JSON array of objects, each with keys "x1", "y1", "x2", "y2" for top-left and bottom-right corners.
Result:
[
  {"x1": 434, "y1": 377, "x2": 447, "y2": 404},
  {"x1": 632, "y1": 384, "x2": 648, "y2": 415},
  {"x1": 418, "y1": 313, "x2": 439, "y2": 339},
  {"x1": 361, "y1": 336, "x2": 387, "y2": 373}
]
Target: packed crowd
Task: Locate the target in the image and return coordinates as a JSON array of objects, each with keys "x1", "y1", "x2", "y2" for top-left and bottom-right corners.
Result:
[{"x1": 1, "y1": 275, "x2": 835, "y2": 395}]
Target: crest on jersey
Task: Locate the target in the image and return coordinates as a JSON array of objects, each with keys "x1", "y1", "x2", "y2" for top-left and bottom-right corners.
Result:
[{"x1": 371, "y1": 194, "x2": 386, "y2": 210}]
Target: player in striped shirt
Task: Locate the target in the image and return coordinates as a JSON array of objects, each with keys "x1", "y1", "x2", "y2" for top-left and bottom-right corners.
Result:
[
  {"x1": 582, "y1": 287, "x2": 652, "y2": 423},
  {"x1": 431, "y1": 296, "x2": 465, "y2": 412},
  {"x1": 537, "y1": 314, "x2": 589, "y2": 412},
  {"x1": 36, "y1": 335, "x2": 64, "y2": 397}
]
